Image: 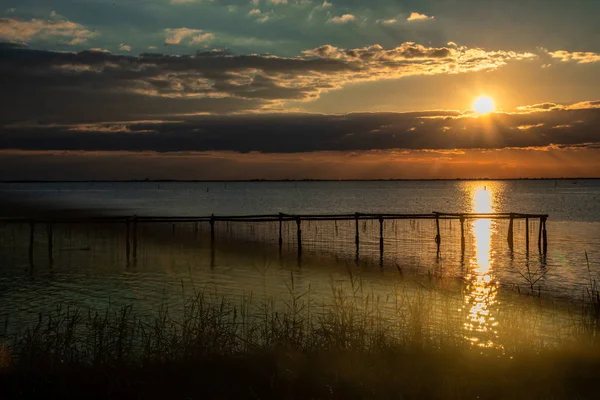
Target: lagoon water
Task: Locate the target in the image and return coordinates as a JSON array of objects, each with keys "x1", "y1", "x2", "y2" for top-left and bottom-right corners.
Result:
[{"x1": 1, "y1": 180, "x2": 600, "y2": 348}]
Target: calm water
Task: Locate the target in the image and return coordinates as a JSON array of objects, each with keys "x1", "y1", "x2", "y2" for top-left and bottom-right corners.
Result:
[{"x1": 1, "y1": 180, "x2": 600, "y2": 348}]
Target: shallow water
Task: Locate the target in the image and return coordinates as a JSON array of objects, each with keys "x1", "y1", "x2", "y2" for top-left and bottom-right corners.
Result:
[{"x1": 1, "y1": 180, "x2": 599, "y2": 349}]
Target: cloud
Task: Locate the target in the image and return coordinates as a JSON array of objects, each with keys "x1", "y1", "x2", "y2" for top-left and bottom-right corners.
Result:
[
  {"x1": 407, "y1": 12, "x2": 434, "y2": 22},
  {"x1": 547, "y1": 50, "x2": 600, "y2": 64},
  {"x1": 3, "y1": 101, "x2": 600, "y2": 156},
  {"x1": 170, "y1": 0, "x2": 209, "y2": 4},
  {"x1": 321, "y1": 1, "x2": 333, "y2": 7},
  {"x1": 119, "y1": 43, "x2": 132, "y2": 52},
  {"x1": 164, "y1": 27, "x2": 215, "y2": 45},
  {"x1": 328, "y1": 14, "x2": 356, "y2": 24},
  {"x1": 0, "y1": 17, "x2": 96, "y2": 45},
  {"x1": 248, "y1": 9, "x2": 262, "y2": 16},
  {"x1": 269, "y1": 0, "x2": 287, "y2": 4},
  {"x1": 148, "y1": 45, "x2": 158, "y2": 50},
  {"x1": 0, "y1": 42, "x2": 536, "y2": 122},
  {"x1": 377, "y1": 18, "x2": 398, "y2": 25}
]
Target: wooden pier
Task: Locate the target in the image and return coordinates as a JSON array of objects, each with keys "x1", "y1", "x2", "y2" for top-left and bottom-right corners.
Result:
[{"x1": 1, "y1": 211, "x2": 549, "y2": 266}]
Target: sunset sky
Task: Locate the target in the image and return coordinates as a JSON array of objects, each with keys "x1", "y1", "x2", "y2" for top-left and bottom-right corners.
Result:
[{"x1": 1, "y1": 0, "x2": 599, "y2": 179}]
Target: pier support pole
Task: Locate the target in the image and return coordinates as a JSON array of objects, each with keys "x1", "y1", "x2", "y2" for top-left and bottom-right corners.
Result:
[
  {"x1": 525, "y1": 217, "x2": 530, "y2": 253},
  {"x1": 435, "y1": 215, "x2": 441, "y2": 246},
  {"x1": 355, "y1": 213, "x2": 360, "y2": 261},
  {"x1": 542, "y1": 216, "x2": 548, "y2": 256},
  {"x1": 278, "y1": 213, "x2": 283, "y2": 250},
  {"x1": 379, "y1": 216, "x2": 384, "y2": 266},
  {"x1": 47, "y1": 223, "x2": 53, "y2": 266},
  {"x1": 210, "y1": 214, "x2": 215, "y2": 243},
  {"x1": 538, "y1": 217, "x2": 543, "y2": 254},
  {"x1": 29, "y1": 222, "x2": 35, "y2": 265},
  {"x1": 126, "y1": 219, "x2": 131, "y2": 262},
  {"x1": 507, "y1": 213, "x2": 514, "y2": 251},
  {"x1": 132, "y1": 215, "x2": 138, "y2": 261},
  {"x1": 460, "y1": 216, "x2": 465, "y2": 251},
  {"x1": 296, "y1": 217, "x2": 302, "y2": 259}
]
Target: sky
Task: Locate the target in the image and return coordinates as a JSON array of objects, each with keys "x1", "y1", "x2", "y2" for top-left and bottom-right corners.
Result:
[{"x1": 1, "y1": 0, "x2": 599, "y2": 180}]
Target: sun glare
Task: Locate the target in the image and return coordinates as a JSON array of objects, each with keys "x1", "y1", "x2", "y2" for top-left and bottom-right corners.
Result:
[{"x1": 473, "y1": 96, "x2": 496, "y2": 115}]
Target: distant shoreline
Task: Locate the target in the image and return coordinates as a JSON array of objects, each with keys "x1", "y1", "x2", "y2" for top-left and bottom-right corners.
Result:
[{"x1": 1, "y1": 178, "x2": 600, "y2": 183}]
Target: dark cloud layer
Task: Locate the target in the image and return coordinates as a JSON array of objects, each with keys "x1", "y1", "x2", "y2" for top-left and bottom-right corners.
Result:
[
  {"x1": 2, "y1": 107, "x2": 599, "y2": 153},
  {"x1": 0, "y1": 43, "x2": 533, "y2": 123}
]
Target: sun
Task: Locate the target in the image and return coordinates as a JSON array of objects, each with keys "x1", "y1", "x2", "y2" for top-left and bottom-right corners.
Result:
[{"x1": 473, "y1": 96, "x2": 496, "y2": 115}]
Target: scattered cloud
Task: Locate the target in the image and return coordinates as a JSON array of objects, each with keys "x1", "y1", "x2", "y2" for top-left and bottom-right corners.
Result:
[
  {"x1": 248, "y1": 9, "x2": 262, "y2": 16},
  {"x1": 328, "y1": 14, "x2": 356, "y2": 24},
  {"x1": 407, "y1": 12, "x2": 434, "y2": 22},
  {"x1": 89, "y1": 48, "x2": 110, "y2": 53},
  {"x1": 377, "y1": 18, "x2": 398, "y2": 25},
  {"x1": 190, "y1": 32, "x2": 215, "y2": 45},
  {"x1": 119, "y1": 43, "x2": 132, "y2": 52},
  {"x1": 4, "y1": 8, "x2": 16, "y2": 14},
  {"x1": 0, "y1": 17, "x2": 96, "y2": 45},
  {"x1": 0, "y1": 42, "x2": 537, "y2": 122},
  {"x1": 170, "y1": 0, "x2": 209, "y2": 4},
  {"x1": 164, "y1": 27, "x2": 214, "y2": 45},
  {"x1": 321, "y1": 1, "x2": 333, "y2": 8},
  {"x1": 269, "y1": 0, "x2": 287, "y2": 4},
  {"x1": 148, "y1": 45, "x2": 158, "y2": 50},
  {"x1": 547, "y1": 50, "x2": 600, "y2": 64}
]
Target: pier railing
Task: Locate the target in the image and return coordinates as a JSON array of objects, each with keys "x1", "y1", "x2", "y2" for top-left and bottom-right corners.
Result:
[{"x1": 0, "y1": 212, "x2": 549, "y2": 266}]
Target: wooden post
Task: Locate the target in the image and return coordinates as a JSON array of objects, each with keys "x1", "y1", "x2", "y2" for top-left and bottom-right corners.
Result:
[
  {"x1": 132, "y1": 215, "x2": 138, "y2": 260},
  {"x1": 435, "y1": 215, "x2": 441, "y2": 245},
  {"x1": 296, "y1": 217, "x2": 302, "y2": 255},
  {"x1": 47, "y1": 223, "x2": 53, "y2": 266},
  {"x1": 542, "y1": 217, "x2": 548, "y2": 255},
  {"x1": 507, "y1": 213, "x2": 514, "y2": 250},
  {"x1": 460, "y1": 216, "x2": 465, "y2": 250},
  {"x1": 538, "y1": 217, "x2": 543, "y2": 253},
  {"x1": 126, "y1": 219, "x2": 131, "y2": 262},
  {"x1": 194, "y1": 222, "x2": 198, "y2": 235},
  {"x1": 379, "y1": 216, "x2": 384, "y2": 264},
  {"x1": 525, "y1": 217, "x2": 530, "y2": 252},
  {"x1": 29, "y1": 222, "x2": 35, "y2": 265},
  {"x1": 355, "y1": 213, "x2": 360, "y2": 261},
  {"x1": 278, "y1": 213, "x2": 283, "y2": 249},
  {"x1": 210, "y1": 214, "x2": 215, "y2": 243}
]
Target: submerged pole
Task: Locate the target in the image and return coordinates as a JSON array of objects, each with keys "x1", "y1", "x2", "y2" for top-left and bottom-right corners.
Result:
[
  {"x1": 47, "y1": 222, "x2": 53, "y2": 266},
  {"x1": 278, "y1": 213, "x2": 283, "y2": 249},
  {"x1": 507, "y1": 213, "x2": 514, "y2": 250},
  {"x1": 296, "y1": 217, "x2": 302, "y2": 257},
  {"x1": 126, "y1": 219, "x2": 131, "y2": 262},
  {"x1": 525, "y1": 217, "x2": 530, "y2": 252},
  {"x1": 210, "y1": 214, "x2": 215, "y2": 243},
  {"x1": 355, "y1": 213, "x2": 360, "y2": 261},
  {"x1": 29, "y1": 222, "x2": 35, "y2": 265},
  {"x1": 379, "y1": 216, "x2": 384, "y2": 265},
  {"x1": 460, "y1": 216, "x2": 465, "y2": 250},
  {"x1": 435, "y1": 215, "x2": 441, "y2": 245},
  {"x1": 132, "y1": 215, "x2": 138, "y2": 261},
  {"x1": 538, "y1": 217, "x2": 543, "y2": 253},
  {"x1": 542, "y1": 217, "x2": 548, "y2": 255}
]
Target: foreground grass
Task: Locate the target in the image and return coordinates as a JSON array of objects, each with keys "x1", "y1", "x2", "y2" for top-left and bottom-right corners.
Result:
[{"x1": 2, "y1": 275, "x2": 600, "y2": 399}]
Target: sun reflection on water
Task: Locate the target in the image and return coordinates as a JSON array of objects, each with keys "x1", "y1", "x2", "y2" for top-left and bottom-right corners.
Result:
[{"x1": 462, "y1": 184, "x2": 501, "y2": 349}]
